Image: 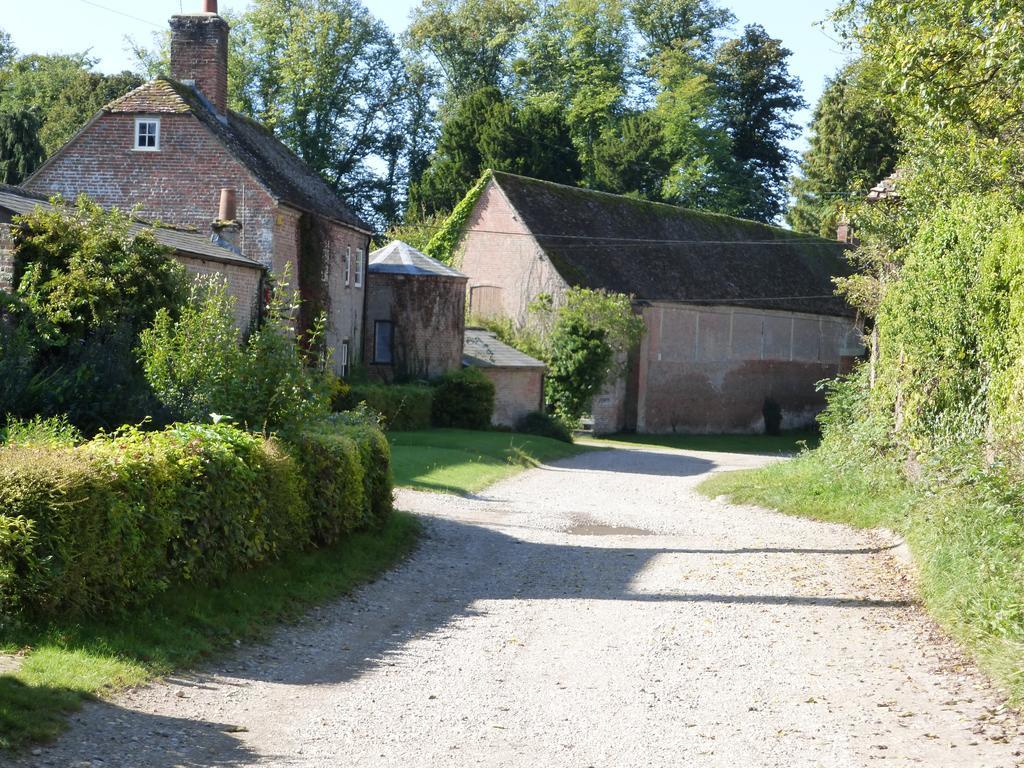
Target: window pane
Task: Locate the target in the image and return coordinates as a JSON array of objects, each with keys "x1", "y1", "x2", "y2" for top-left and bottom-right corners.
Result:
[{"x1": 374, "y1": 321, "x2": 393, "y2": 364}]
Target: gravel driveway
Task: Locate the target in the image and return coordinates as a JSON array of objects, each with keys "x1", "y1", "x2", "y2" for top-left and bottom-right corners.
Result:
[{"x1": 9, "y1": 444, "x2": 1024, "y2": 767}]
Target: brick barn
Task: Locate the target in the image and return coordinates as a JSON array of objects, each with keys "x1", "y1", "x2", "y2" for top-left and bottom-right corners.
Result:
[
  {"x1": 364, "y1": 241, "x2": 467, "y2": 382},
  {"x1": 454, "y1": 172, "x2": 864, "y2": 434},
  {"x1": 22, "y1": 0, "x2": 371, "y2": 375},
  {"x1": 0, "y1": 185, "x2": 265, "y2": 329}
]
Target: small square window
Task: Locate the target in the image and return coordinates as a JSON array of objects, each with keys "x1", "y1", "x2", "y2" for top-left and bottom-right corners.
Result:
[
  {"x1": 373, "y1": 320, "x2": 393, "y2": 365},
  {"x1": 354, "y1": 248, "x2": 364, "y2": 288},
  {"x1": 135, "y1": 118, "x2": 160, "y2": 151}
]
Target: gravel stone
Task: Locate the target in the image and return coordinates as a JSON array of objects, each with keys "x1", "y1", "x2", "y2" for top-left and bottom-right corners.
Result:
[{"x1": 4, "y1": 445, "x2": 1023, "y2": 767}]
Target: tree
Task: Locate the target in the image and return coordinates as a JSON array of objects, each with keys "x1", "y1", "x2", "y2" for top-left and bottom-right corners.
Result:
[
  {"x1": 0, "y1": 53, "x2": 141, "y2": 155},
  {"x1": 406, "y1": 0, "x2": 536, "y2": 101},
  {"x1": 519, "y1": 0, "x2": 631, "y2": 182},
  {"x1": 0, "y1": 108, "x2": 45, "y2": 184},
  {"x1": 709, "y1": 25, "x2": 805, "y2": 221},
  {"x1": 591, "y1": 112, "x2": 669, "y2": 198},
  {"x1": 230, "y1": 0, "x2": 408, "y2": 228},
  {"x1": 788, "y1": 60, "x2": 900, "y2": 236}
]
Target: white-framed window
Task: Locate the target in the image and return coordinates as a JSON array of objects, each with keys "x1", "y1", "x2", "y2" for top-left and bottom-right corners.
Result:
[
  {"x1": 339, "y1": 339, "x2": 350, "y2": 378},
  {"x1": 373, "y1": 321, "x2": 393, "y2": 364},
  {"x1": 354, "y1": 247, "x2": 364, "y2": 288},
  {"x1": 343, "y1": 246, "x2": 351, "y2": 286},
  {"x1": 134, "y1": 117, "x2": 160, "y2": 151}
]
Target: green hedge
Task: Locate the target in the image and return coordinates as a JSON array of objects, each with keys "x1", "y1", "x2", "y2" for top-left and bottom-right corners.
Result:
[
  {"x1": 337, "y1": 383, "x2": 433, "y2": 431},
  {"x1": 0, "y1": 421, "x2": 392, "y2": 616},
  {"x1": 432, "y1": 368, "x2": 495, "y2": 429}
]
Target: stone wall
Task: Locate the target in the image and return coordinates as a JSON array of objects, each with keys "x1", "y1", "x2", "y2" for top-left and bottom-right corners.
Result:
[
  {"x1": 478, "y1": 367, "x2": 545, "y2": 427},
  {"x1": 364, "y1": 272, "x2": 466, "y2": 382}
]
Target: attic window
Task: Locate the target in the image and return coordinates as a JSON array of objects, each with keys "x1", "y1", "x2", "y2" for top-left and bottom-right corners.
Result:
[{"x1": 134, "y1": 118, "x2": 160, "y2": 151}]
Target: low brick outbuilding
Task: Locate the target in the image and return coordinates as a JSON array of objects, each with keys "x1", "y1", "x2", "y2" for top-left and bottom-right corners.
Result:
[
  {"x1": 364, "y1": 241, "x2": 467, "y2": 382},
  {"x1": 463, "y1": 329, "x2": 546, "y2": 427}
]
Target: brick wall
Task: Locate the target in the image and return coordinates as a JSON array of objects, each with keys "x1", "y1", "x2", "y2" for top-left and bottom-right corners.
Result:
[
  {"x1": 26, "y1": 112, "x2": 279, "y2": 270},
  {"x1": 169, "y1": 14, "x2": 229, "y2": 115},
  {"x1": 178, "y1": 255, "x2": 262, "y2": 330},
  {"x1": 364, "y1": 272, "x2": 466, "y2": 382},
  {"x1": 457, "y1": 181, "x2": 568, "y2": 323},
  {"x1": 635, "y1": 303, "x2": 864, "y2": 433},
  {"x1": 479, "y1": 367, "x2": 544, "y2": 427},
  {"x1": 0, "y1": 225, "x2": 12, "y2": 293}
]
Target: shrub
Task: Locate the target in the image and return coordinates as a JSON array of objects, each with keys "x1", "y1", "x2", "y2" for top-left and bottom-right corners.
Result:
[
  {"x1": 516, "y1": 411, "x2": 573, "y2": 443},
  {"x1": 336, "y1": 383, "x2": 433, "y2": 431},
  {"x1": 0, "y1": 419, "x2": 392, "y2": 616},
  {"x1": 1, "y1": 415, "x2": 82, "y2": 447},
  {"x1": 140, "y1": 274, "x2": 335, "y2": 433},
  {"x1": 432, "y1": 367, "x2": 495, "y2": 429}
]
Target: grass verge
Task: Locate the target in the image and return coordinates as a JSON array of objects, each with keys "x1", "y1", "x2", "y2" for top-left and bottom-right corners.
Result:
[
  {"x1": 698, "y1": 450, "x2": 1024, "y2": 706},
  {"x1": 587, "y1": 430, "x2": 819, "y2": 456},
  {"x1": 0, "y1": 512, "x2": 421, "y2": 751},
  {"x1": 389, "y1": 428, "x2": 598, "y2": 494}
]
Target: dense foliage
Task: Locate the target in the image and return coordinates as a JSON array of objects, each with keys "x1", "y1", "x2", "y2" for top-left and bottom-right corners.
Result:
[
  {"x1": 336, "y1": 382, "x2": 435, "y2": 431},
  {"x1": 0, "y1": 418, "x2": 392, "y2": 616},
  {"x1": 431, "y1": 367, "x2": 495, "y2": 429},
  {"x1": 139, "y1": 274, "x2": 335, "y2": 434},
  {"x1": 1, "y1": 198, "x2": 185, "y2": 433}
]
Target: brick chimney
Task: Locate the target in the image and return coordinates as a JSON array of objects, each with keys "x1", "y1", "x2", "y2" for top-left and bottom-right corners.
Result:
[
  {"x1": 211, "y1": 188, "x2": 242, "y2": 253},
  {"x1": 170, "y1": 1, "x2": 229, "y2": 115}
]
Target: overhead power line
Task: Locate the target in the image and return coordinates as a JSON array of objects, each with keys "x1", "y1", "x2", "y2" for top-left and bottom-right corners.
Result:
[{"x1": 77, "y1": 0, "x2": 162, "y2": 28}]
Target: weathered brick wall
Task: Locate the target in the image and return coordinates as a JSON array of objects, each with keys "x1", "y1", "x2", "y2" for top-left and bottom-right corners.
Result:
[
  {"x1": 634, "y1": 303, "x2": 864, "y2": 433},
  {"x1": 457, "y1": 182, "x2": 568, "y2": 324},
  {"x1": 479, "y1": 367, "x2": 544, "y2": 427},
  {"x1": 178, "y1": 255, "x2": 261, "y2": 330},
  {"x1": 26, "y1": 112, "x2": 278, "y2": 270},
  {"x1": 364, "y1": 273, "x2": 466, "y2": 382},
  {"x1": 321, "y1": 217, "x2": 371, "y2": 371},
  {"x1": 0, "y1": 225, "x2": 13, "y2": 293}
]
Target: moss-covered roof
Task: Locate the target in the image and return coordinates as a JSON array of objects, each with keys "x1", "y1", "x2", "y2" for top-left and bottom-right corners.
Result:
[
  {"x1": 103, "y1": 79, "x2": 370, "y2": 233},
  {"x1": 491, "y1": 171, "x2": 854, "y2": 317}
]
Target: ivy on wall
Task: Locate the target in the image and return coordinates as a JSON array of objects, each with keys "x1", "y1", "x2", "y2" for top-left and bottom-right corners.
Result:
[{"x1": 424, "y1": 169, "x2": 493, "y2": 265}]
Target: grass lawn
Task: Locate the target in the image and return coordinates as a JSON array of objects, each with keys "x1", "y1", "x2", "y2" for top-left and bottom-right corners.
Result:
[
  {"x1": 698, "y1": 451, "x2": 1024, "y2": 707},
  {"x1": 586, "y1": 430, "x2": 819, "y2": 456},
  {"x1": 0, "y1": 512, "x2": 421, "y2": 752},
  {"x1": 389, "y1": 429, "x2": 598, "y2": 494}
]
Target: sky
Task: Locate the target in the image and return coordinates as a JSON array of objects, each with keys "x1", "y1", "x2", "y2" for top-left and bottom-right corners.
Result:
[{"x1": 0, "y1": 0, "x2": 854, "y2": 154}]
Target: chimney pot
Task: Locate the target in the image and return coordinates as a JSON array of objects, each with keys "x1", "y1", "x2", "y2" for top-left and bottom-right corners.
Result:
[
  {"x1": 203, "y1": 0, "x2": 218, "y2": 13},
  {"x1": 218, "y1": 188, "x2": 237, "y2": 222}
]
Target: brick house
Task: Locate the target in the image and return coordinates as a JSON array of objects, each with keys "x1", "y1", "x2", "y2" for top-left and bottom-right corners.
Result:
[
  {"x1": 0, "y1": 184, "x2": 265, "y2": 329},
  {"x1": 22, "y1": 0, "x2": 371, "y2": 375},
  {"x1": 455, "y1": 171, "x2": 864, "y2": 434},
  {"x1": 364, "y1": 241, "x2": 467, "y2": 382}
]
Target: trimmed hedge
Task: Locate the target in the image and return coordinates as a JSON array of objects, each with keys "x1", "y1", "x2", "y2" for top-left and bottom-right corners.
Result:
[
  {"x1": 0, "y1": 421, "x2": 392, "y2": 616},
  {"x1": 516, "y1": 411, "x2": 574, "y2": 443},
  {"x1": 432, "y1": 368, "x2": 495, "y2": 429},
  {"x1": 337, "y1": 383, "x2": 433, "y2": 431}
]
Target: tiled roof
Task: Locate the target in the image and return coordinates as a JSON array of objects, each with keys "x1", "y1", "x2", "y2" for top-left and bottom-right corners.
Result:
[
  {"x1": 369, "y1": 240, "x2": 466, "y2": 278},
  {"x1": 0, "y1": 184, "x2": 263, "y2": 269},
  {"x1": 463, "y1": 329, "x2": 546, "y2": 369},
  {"x1": 489, "y1": 172, "x2": 855, "y2": 318},
  {"x1": 104, "y1": 78, "x2": 371, "y2": 232}
]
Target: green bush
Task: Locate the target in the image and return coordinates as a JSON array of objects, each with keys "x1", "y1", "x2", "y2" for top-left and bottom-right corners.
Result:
[
  {"x1": 432, "y1": 367, "x2": 495, "y2": 430},
  {"x1": 1, "y1": 415, "x2": 82, "y2": 447},
  {"x1": 336, "y1": 383, "x2": 433, "y2": 431},
  {"x1": 516, "y1": 411, "x2": 573, "y2": 443},
  {"x1": 139, "y1": 274, "x2": 335, "y2": 433},
  {"x1": 0, "y1": 419, "x2": 392, "y2": 616}
]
